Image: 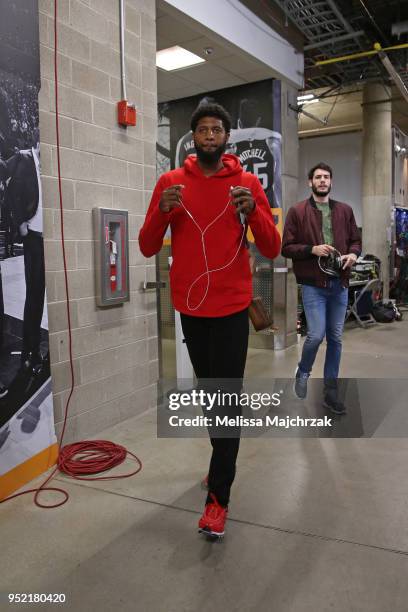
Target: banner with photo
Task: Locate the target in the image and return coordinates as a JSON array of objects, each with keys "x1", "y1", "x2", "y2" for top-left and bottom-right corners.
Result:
[
  {"x1": 156, "y1": 81, "x2": 282, "y2": 340},
  {"x1": 157, "y1": 79, "x2": 282, "y2": 237},
  {"x1": 0, "y1": 0, "x2": 58, "y2": 500}
]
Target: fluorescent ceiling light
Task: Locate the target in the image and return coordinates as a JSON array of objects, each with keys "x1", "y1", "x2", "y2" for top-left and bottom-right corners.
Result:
[
  {"x1": 156, "y1": 46, "x2": 205, "y2": 71},
  {"x1": 303, "y1": 98, "x2": 319, "y2": 105},
  {"x1": 297, "y1": 93, "x2": 315, "y2": 101}
]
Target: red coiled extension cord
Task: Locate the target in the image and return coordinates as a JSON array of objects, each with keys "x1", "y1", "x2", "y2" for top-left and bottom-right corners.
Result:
[
  {"x1": 0, "y1": 0, "x2": 142, "y2": 509},
  {"x1": 58, "y1": 441, "x2": 142, "y2": 483}
]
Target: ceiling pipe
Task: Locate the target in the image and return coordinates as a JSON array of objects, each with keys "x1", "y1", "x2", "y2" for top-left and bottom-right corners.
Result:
[
  {"x1": 289, "y1": 103, "x2": 328, "y2": 126},
  {"x1": 315, "y1": 41, "x2": 408, "y2": 67},
  {"x1": 376, "y1": 44, "x2": 408, "y2": 105},
  {"x1": 119, "y1": 0, "x2": 127, "y2": 101}
]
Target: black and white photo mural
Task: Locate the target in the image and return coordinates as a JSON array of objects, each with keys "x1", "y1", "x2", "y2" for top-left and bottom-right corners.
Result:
[
  {"x1": 158, "y1": 79, "x2": 282, "y2": 236},
  {"x1": 156, "y1": 80, "x2": 283, "y2": 337},
  {"x1": 0, "y1": 0, "x2": 57, "y2": 499}
]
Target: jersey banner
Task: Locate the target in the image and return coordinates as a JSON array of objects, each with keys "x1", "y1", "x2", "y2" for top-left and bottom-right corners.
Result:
[
  {"x1": 157, "y1": 81, "x2": 282, "y2": 336},
  {"x1": 0, "y1": 0, "x2": 58, "y2": 500},
  {"x1": 157, "y1": 80, "x2": 282, "y2": 243}
]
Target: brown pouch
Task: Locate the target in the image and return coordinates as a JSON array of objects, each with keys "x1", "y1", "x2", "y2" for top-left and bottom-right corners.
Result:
[{"x1": 248, "y1": 296, "x2": 273, "y2": 331}]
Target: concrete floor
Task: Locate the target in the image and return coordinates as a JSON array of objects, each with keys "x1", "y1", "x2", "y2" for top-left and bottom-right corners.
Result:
[{"x1": 1, "y1": 318, "x2": 408, "y2": 611}]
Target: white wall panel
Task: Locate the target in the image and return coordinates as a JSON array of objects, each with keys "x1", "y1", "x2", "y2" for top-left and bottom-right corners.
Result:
[{"x1": 298, "y1": 132, "x2": 363, "y2": 227}]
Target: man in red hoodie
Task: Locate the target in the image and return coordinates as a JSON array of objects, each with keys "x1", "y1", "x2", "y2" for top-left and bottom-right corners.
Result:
[{"x1": 139, "y1": 102, "x2": 281, "y2": 538}]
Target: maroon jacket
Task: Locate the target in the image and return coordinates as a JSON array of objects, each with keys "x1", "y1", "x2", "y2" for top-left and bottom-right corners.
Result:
[{"x1": 281, "y1": 196, "x2": 361, "y2": 288}]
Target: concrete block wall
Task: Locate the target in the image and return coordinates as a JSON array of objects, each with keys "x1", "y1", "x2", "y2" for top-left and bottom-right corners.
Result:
[{"x1": 38, "y1": 0, "x2": 158, "y2": 442}]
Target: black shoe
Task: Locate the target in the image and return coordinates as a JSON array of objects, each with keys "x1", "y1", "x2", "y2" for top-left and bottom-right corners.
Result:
[
  {"x1": 17, "y1": 405, "x2": 41, "y2": 434},
  {"x1": 323, "y1": 397, "x2": 347, "y2": 415},
  {"x1": 323, "y1": 379, "x2": 346, "y2": 415},
  {"x1": 10, "y1": 352, "x2": 44, "y2": 397},
  {"x1": 21, "y1": 351, "x2": 43, "y2": 372},
  {"x1": 0, "y1": 383, "x2": 8, "y2": 399},
  {"x1": 293, "y1": 367, "x2": 309, "y2": 399}
]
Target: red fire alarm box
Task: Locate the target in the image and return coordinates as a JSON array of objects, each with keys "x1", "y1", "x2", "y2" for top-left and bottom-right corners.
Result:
[{"x1": 117, "y1": 100, "x2": 136, "y2": 127}]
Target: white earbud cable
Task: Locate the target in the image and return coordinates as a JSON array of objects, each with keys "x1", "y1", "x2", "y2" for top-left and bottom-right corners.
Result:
[{"x1": 179, "y1": 198, "x2": 247, "y2": 311}]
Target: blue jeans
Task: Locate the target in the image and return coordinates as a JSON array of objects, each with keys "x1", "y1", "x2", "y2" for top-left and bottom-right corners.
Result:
[{"x1": 299, "y1": 278, "x2": 348, "y2": 380}]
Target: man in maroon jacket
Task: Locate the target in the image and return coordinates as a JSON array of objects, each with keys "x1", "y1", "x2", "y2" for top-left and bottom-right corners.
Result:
[{"x1": 282, "y1": 163, "x2": 361, "y2": 414}]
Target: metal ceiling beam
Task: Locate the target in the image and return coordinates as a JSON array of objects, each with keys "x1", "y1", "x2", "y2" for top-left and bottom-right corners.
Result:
[
  {"x1": 378, "y1": 51, "x2": 408, "y2": 104},
  {"x1": 301, "y1": 19, "x2": 348, "y2": 30},
  {"x1": 288, "y1": 102, "x2": 328, "y2": 126},
  {"x1": 357, "y1": 0, "x2": 390, "y2": 46},
  {"x1": 325, "y1": 0, "x2": 364, "y2": 50},
  {"x1": 272, "y1": 0, "x2": 405, "y2": 90},
  {"x1": 304, "y1": 30, "x2": 365, "y2": 51},
  {"x1": 273, "y1": 0, "x2": 364, "y2": 52},
  {"x1": 272, "y1": 0, "x2": 324, "y2": 32}
]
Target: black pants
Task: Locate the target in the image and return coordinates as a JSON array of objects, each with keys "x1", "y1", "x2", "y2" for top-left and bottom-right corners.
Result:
[
  {"x1": 22, "y1": 231, "x2": 45, "y2": 359},
  {"x1": 180, "y1": 308, "x2": 249, "y2": 507}
]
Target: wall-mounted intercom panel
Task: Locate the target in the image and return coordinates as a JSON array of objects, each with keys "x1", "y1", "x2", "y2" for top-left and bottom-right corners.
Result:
[{"x1": 93, "y1": 208, "x2": 130, "y2": 307}]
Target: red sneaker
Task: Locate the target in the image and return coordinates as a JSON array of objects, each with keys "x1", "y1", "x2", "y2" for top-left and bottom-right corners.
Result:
[{"x1": 198, "y1": 493, "x2": 228, "y2": 537}]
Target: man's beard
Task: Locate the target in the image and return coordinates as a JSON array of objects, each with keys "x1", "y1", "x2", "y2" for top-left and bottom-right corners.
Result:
[
  {"x1": 312, "y1": 184, "x2": 331, "y2": 197},
  {"x1": 195, "y1": 142, "x2": 226, "y2": 164}
]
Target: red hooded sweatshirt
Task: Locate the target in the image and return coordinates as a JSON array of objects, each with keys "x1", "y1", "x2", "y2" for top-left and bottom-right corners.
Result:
[{"x1": 139, "y1": 154, "x2": 281, "y2": 317}]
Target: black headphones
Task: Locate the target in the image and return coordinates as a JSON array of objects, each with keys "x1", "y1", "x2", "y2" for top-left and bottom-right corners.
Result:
[{"x1": 318, "y1": 248, "x2": 342, "y2": 277}]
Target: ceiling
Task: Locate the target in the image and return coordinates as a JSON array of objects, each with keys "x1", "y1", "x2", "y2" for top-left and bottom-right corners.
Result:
[
  {"x1": 156, "y1": 1, "x2": 287, "y2": 102},
  {"x1": 155, "y1": 0, "x2": 408, "y2": 134},
  {"x1": 266, "y1": 0, "x2": 408, "y2": 134},
  {"x1": 255, "y1": 0, "x2": 408, "y2": 91}
]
